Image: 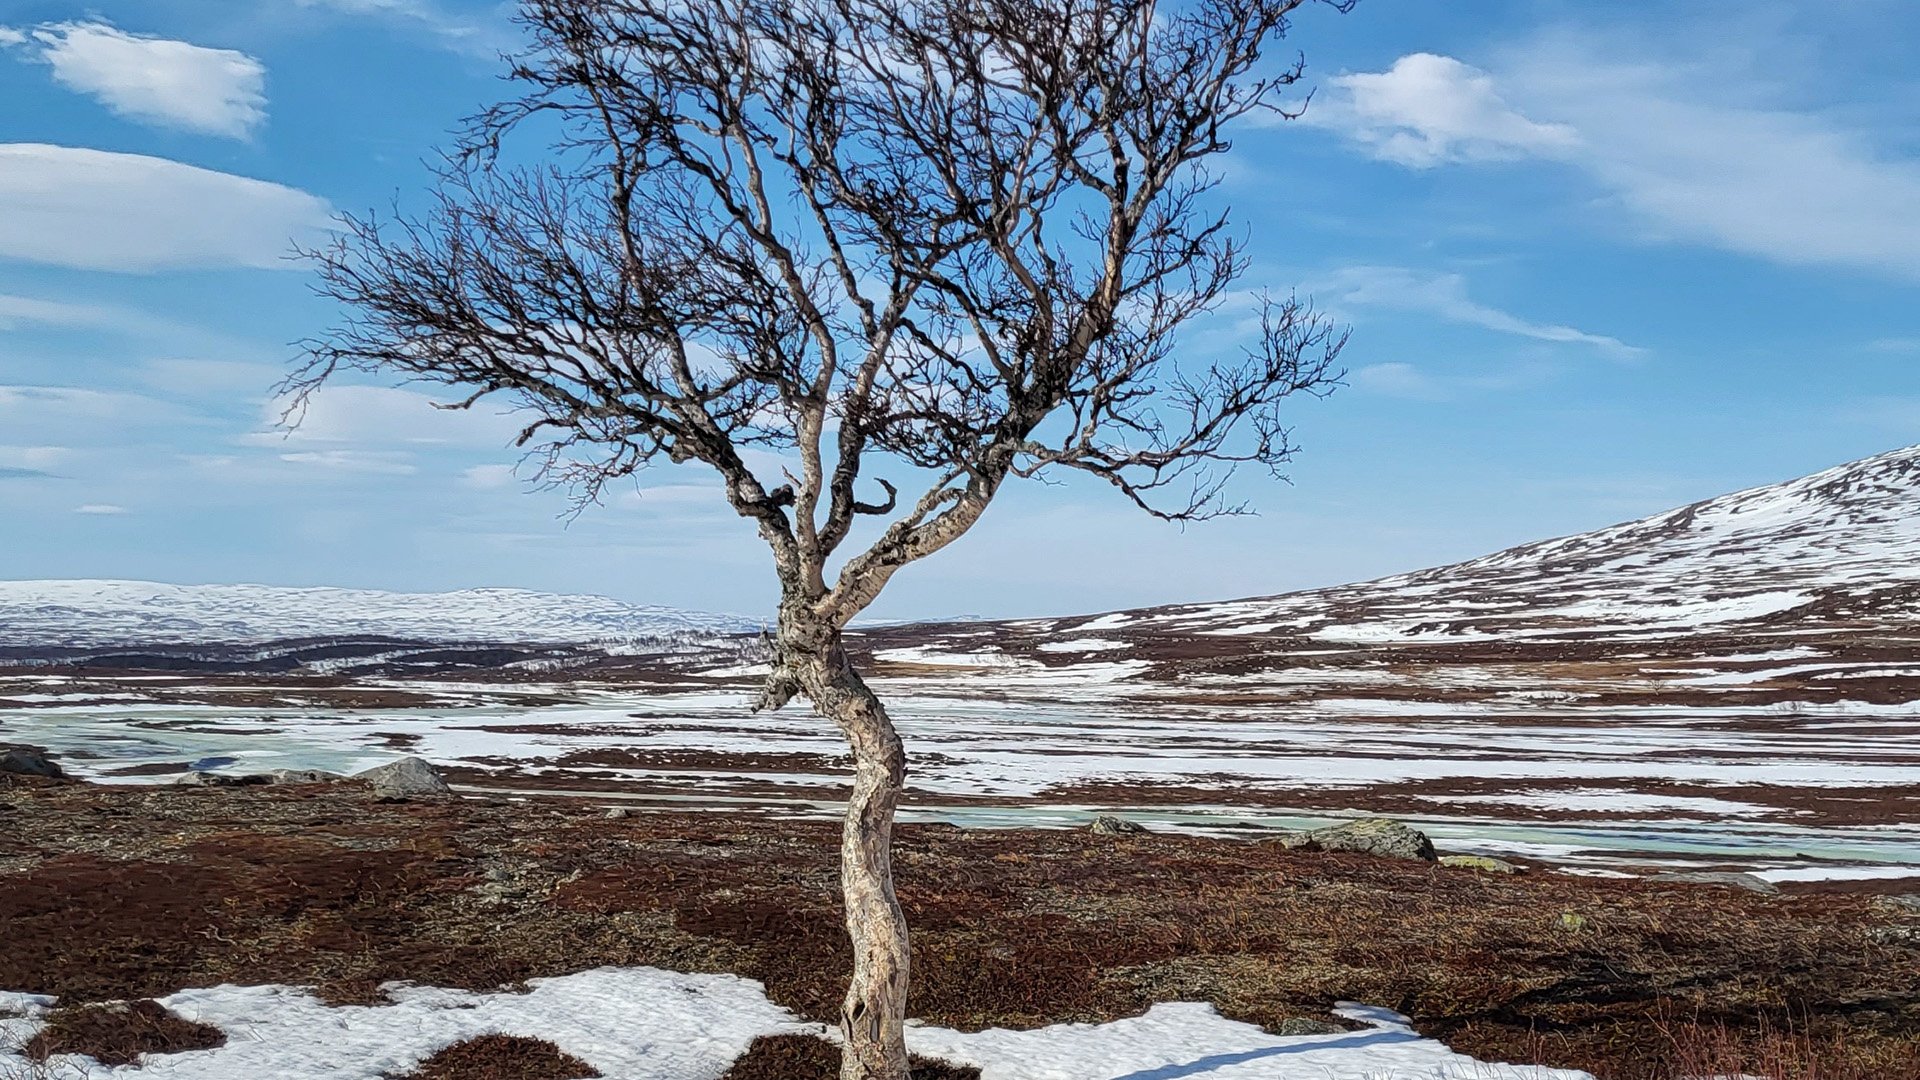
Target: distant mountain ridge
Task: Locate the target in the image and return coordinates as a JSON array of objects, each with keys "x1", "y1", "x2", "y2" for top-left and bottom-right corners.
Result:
[
  {"x1": 0, "y1": 579, "x2": 760, "y2": 648},
  {"x1": 874, "y1": 443, "x2": 1920, "y2": 658},
  {"x1": 11, "y1": 445, "x2": 1919, "y2": 657}
]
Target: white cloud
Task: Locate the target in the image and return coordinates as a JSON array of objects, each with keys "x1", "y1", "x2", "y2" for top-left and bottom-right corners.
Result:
[
  {"x1": 279, "y1": 449, "x2": 419, "y2": 475},
  {"x1": 0, "y1": 445, "x2": 69, "y2": 468},
  {"x1": 1303, "y1": 53, "x2": 1578, "y2": 167},
  {"x1": 294, "y1": 0, "x2": 501, "y2": 54},
  {"x1": 0, "y1": 293, "x2": 184, "y2": 338},
  {"x1": 11, "y1": 21, "x2": 266, "y2": 138},
  {"x1": 1309, "y1": 41, "x2": 1920, "y2": 281},
  {"x1": 0, "y1": 28, "x2": 25, "y2": 47},
  {"x1": 0, "y1": 293, "x2": 134, "y2": 332},
  {"x1": 0, "y1": 144, "x2": 331, "y2": 272},
  {"x1": 140, "y1": 358, "x2": 280, "y2": 396},
  {"x1": 0, "y1": 384, "x2": 191, "y2": 448},
  {"x1": 0, "y1": 384, "x2": 165, "y2": 420},
  {"x1": 263, "y1": 385, "x2": 522, "y2": 448},
  {"x1": 1319, "y1": 266, "x2": 1642, "y2": 357},
  {"x1": 461, "y1": 463, "x2": 519, "y2": 489},
  {"x1": 0, "y1": 444, "x2": 68, "y2": 479},
  {"x1": 73, "y1": 503, "x2": 129, "y2": 515},
  {"x1": 1351, "y1": 363, "x2": 1447, "y2": 401}
]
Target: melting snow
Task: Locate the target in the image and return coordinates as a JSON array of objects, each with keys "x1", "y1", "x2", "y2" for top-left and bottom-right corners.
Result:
[{"x1": 0, "y1": 968, "x2": 1591, "y2": 1080}]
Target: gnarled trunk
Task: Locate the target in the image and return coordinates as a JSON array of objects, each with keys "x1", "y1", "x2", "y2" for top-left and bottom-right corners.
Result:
[{"x1": 775, "y1": 613, "x2": 912, "y2": 1080}]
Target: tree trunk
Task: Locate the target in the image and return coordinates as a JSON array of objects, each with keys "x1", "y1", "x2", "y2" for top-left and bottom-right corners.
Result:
[{"x1": 784, "y1": 622, "x2": 912, "y2": 1080}]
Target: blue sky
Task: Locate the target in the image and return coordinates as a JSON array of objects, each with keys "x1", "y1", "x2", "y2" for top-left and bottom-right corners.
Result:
[{"x1": 2, "y1": 0, "x2": 1917, "y2": 621}]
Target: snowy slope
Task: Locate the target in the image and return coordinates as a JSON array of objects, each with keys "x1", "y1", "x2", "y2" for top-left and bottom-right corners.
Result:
[
  {"x1": 0, "y1": 579, "x2": 760, "y2": 647},
  {"x1": 1005, "y1": 443, "x2": 1920, "y2": 647}
]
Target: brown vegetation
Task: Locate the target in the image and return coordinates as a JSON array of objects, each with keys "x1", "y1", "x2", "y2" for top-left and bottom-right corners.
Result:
[
  {"x1": 720, "y1": 1035, "x2": 977, "y2": 1080},
  {"x1": 1, "y1": 782, "x2": 1916, "y2": 1079},
  {"x1": 23, "y1": 999, "x2": 224, "y2": 1065},
  {"x1": 393, "y1": 1034, "x2": 599, "y2": 1080}
]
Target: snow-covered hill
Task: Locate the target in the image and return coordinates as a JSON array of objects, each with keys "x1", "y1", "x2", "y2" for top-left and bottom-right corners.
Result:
[
  {"x1": 1068, "y1": 444, "x2": 1920, "y2": 644},
  {"x1": 0, "y1": 579, "x2": 760, "y2": 648},
  {"x1": 870, "y1": 444, "x2": 1920, "y2": 667}
]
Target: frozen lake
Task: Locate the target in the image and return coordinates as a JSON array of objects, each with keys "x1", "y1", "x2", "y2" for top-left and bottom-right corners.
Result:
[{"x1": 5, "y1": 672, "x2": 1919, "y2": 883}]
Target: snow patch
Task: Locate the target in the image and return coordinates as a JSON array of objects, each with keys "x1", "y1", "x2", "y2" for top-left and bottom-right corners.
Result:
[{"x1": 0, "y1": 969, "x2": 1593, "y2": 1080}]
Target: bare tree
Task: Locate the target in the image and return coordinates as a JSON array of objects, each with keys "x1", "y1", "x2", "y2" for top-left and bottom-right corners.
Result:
[{"x1": 291, "y1": 0, "x2": 1348, "y2": 1075}]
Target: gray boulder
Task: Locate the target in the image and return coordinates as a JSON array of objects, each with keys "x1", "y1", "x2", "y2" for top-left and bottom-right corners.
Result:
[
  {"x1": 0, "y1": 748, "x2": 63, "y2": 779},
  {"x1": 173, "y1": 771, "x2": 263, "y2": 787},
  {"x1": 1874, "y1": 894, "x2": 1920, "y2": 915},
  {"x1": 1439, "y1": 854, "x2": 1525, "y2": 875},
  {"x1": 1288, "y1": 818, "x2": 1436, "y2": 861},
  {"x1": 1867, "y1": 925, "x2": 1920, "y2": 946},
  {"x1": 1088, "y1": 815, "x2": 1148, "y2": 835},
  {"x1": 1275, "y1": 1017, "x2": 1346, "y2": 1036},
  {"x1": 176, "y1": 768, "x2": 342, "y2": 787},
  {"x1": 353, "y1": 756, "x2": 452, "y2": 797},
  {"x1": 1653, "y1": 870, "x2": 1779, "y2": 895},
  {"x1": 264, "y1": 769, "x2": 342, "y2": 785}
]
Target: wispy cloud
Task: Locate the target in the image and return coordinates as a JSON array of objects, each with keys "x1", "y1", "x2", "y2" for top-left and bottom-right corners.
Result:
[
  {"x1": 279, "y1": 449, "x2": 419, "y2": 475},
  {"x1": 0, "y1": 144, "x2": 330, "y2": 272},
  {"x1": 1318, "y1": 266, "x2": 1642, "y2": 358},
  {"x1": 73, "y1": 503, "x2": 129, "y2": 515},
  {"x1": 0, "y1": 445, "x2": 69, "y2": 471},
  {"x1": 293, "y1": 0, "x2": 508, "y2": 55},
  {"x1": 0, "y1": 293, "x2": 185, "y2": 338},
  {"x1": 461, "y1": 463, "x2": 518, "y2": 489},
  {"x1": 2, "y1": 21, "x2": 267, "y2": 139},
  {"x1": 261, "y1": 385, "x2": 521, "y2": 448},
  {"x1": 1305, "y1": 37, "x2": 1920, "y2": 281}
]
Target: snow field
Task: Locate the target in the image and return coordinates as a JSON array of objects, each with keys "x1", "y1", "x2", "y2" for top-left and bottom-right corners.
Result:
[{"x1": 0, "y1": 968, "x2": 1592, "y2": 1080}]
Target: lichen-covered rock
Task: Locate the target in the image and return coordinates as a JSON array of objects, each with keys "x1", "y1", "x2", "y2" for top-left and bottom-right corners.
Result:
[
  {"x1": 1653, "y1": 870, "x2": 1779, "y2": 895},
  {"x1": 1087, "y1": 815, "x2": 1148, "y2": 835},
  {"x1": 174, "y1": 771, "x2": 268, "y2": 787},
  {"x1": 1867, "y1": 925, "x2": 1920, "y2": 946},
  {"x1": 266, "y1": 769, "x2": 342, "y2": 785},
  {"x1": 1292, "y1": 818, "x2": 1436, "y2": 861},
  {"x1": 0, "y1": 747, "x2": 63, "y2": 779},
  {"x1": 1439, "y1": 854, "x2": 1524, "y2": 874},
  {"x1": 1275, "y1": 1017, "x2": 1346, "y2": 1036},
  {"x1": 353, "y1": 756, "x2": 452, "y2": 797}
]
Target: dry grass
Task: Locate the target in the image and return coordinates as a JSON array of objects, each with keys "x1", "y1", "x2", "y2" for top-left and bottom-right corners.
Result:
[
  {"x1": 22, "y1": 999, "x2": 224, "y2": 1065},
  {"x1": 719, "y1": 1034, "x2": 978, "y2": 1080},
  {"x1": 392, "y1": 1034, "x2": 599, "y2": 1079},
  {"x1": 1651, "y1": 1007, "x2": 1920, "y2": 1080}
]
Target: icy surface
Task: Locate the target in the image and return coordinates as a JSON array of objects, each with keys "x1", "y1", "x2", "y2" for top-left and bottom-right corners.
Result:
[
  {"x1": 0, "y1": 579, "x2": 759, "y2": 647},
  {"x1": 0, "y1": 968, "x2": 1590, "y2": 1080}
]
